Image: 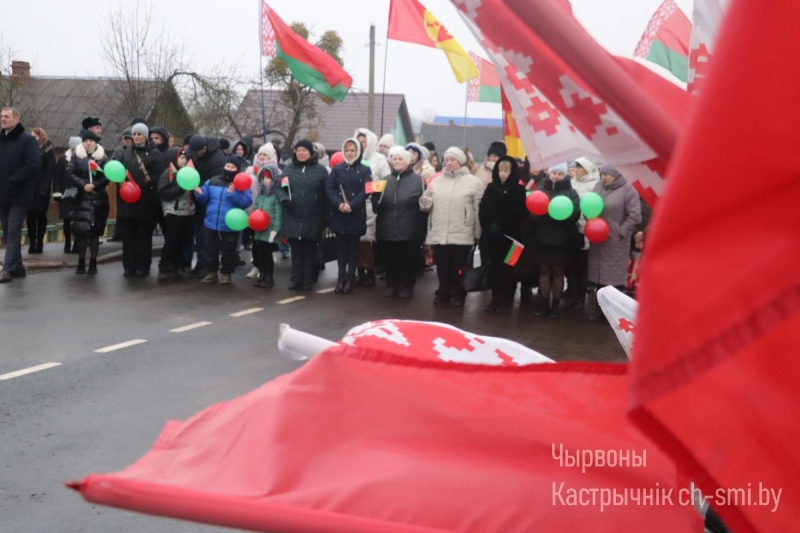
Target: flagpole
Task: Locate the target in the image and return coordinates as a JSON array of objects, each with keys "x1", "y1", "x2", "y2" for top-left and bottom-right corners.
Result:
[
  {"x1": 258, "y1": 1, "x2": 268, "y2": 142},
  {"x1": 463, "y1": 83, "x2": 468, "y2": 147},
  {"x1": 380, "y1": 37, "x2": 390, "y2": 136}
]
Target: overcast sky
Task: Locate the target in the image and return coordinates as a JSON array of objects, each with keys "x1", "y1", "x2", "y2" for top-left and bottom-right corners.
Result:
[{"x1": 1, "y1": 0, "x2": 692, "y2": 123}]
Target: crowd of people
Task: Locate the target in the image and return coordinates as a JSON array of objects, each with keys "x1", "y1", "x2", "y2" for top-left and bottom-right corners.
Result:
[{"x1": 0, "y1": 106, "x2": 649, "y2": 319}]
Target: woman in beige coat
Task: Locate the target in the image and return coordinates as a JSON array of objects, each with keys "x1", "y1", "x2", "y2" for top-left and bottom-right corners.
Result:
[{"x1": 419, "y1": 147, "x2": 484, "y2": 306}]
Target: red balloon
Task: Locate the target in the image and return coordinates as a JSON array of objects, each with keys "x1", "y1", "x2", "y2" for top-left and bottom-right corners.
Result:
[
  {"x1": 526, "y1": 190, "x2": 549, "y2": 215},
  {"x1": 330, "y1": 151, "x2": 345, "y2": 167},
  {"x1": 120, "y1": 182, "x2": 141, "y2": 203},
  {"x1": 585, "y1": 218, "x2": 610, "y2": 243},
  {"x1": 249, "y1": 209, "x2": 271, "y2": 232},
  {"x1": 233, "y1": 172, "x2": 252, "y2": 192}
]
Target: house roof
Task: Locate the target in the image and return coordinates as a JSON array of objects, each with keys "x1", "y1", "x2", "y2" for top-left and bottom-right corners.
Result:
[
  {"x1": 9, "y1": 77, "x2": 179, "y2": 151},
  {"x1": 433, "y1": 116, "x2": 504, "y2": 127},
  {"x1": 418, "y1": 123, "x2": 505, "y2": 161},
  {"x1": 226, "y1": 90, "x2": 413, "y2": 152}
]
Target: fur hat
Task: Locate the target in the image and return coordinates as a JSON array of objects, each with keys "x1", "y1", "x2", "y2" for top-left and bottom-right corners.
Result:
[
  {"x1": 598, "y1": 165, "x2": 622, "y2": 179},
  {"x1": 388, "y1": 145, "x2": 412, "y2": 165},
  {"x1": 548, "y1": 163, "x2": 569, "y2": 176},
  {"x1": 487, "y1": 141, "x2": 507, "y2": 158},
  {"x1": 130, "y1": 117, "x2": 147, "y2": 126},
  {"x1": 81, "y1": 117, "x2": 101, "y2": 130},
  {"x1": 443, "y1": 146, "x2": 467, "y2": 166},
  {"x1": 379, "y1": 134, "x2": 396, "y2": 149},
  {"x1": 294, "y1": 139, "x2": 315, "y2": 154},
  {"x1": 131, "y1": 123, "x2": 149, "y2": 138}
]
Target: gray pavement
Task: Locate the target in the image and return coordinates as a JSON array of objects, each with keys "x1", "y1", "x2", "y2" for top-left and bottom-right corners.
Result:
[{"x1": 0, "y1": 248, "x2": 626, "y2": 532}]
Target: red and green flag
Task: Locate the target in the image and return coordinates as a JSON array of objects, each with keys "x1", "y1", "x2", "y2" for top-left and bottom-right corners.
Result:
[
  {"x1": 261, "y1": 2, "x2": 353, "y2": 101},
  {"x1": 169, "y1": 163, "x2": 177, "y2": 181},
  {"x1": 468, "y1": 52, "x2": 501, "y2": 103},
  {"x1": 634, "y1": 0, "x2": 692, "y2": 83},
  {"x1": 88, "y1": 159, "x2": 101, "y2": 176},
  {"x1": 503, "y1": 236, "x2": 524, "y2": 266}
]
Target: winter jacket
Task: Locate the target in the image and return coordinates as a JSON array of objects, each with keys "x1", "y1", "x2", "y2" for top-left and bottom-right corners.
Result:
[
  {"x1": 587, "y1": 176, "x2": 642, "y2": 286},
  {"x1": 116, "y1": 142, "x2": 165, "y2": 221},
  {"x1": 275, "y1": 154, "x2": 328, "y2": 240},
  {"x1": 372, "y1": 166, "x2": 428, "y2": 242},
  {"x1": 355, "y1": 128, "x2": 391, "y2": 242},
  {"x1": 31, "y1": 140, "x2": 56, "y2": 212},
  {"x1": 474, "y1": 160, "x2": 495, "y2": 188},
  {"x1": 194, "y1": 174, "x2": 253, "y2": 232},
  {"x1": 66, "y1": 144, "x2": 110, "y2": 237},
  {"x1": 233, "y1": 140, "x2": 253, "y2": 166},
  {"x1": 158, "y1": 156, "x2": 195, "y2": 217},
  {"x1": 572, "y1": 157, "x2": 602, "y2": 250},
  {"x1": 0, "y1": 123, "x2": 40, "y2": 206},
  {"x1": 479, "y1": 156, "x2": 527, "y2": 260},
  {"x1": 245, "y1": 160, "x2": 281, "y2": 214},
  {"x1": 524, "y1": 177, "x2": 581, "y2": 249},
  {"x1": 252, "y1": 187, "x2": 283, "y2": 242},
  {"x1": 326, "y1": 139, "x2": 370, "y2": 236},
  {"x1": 190, "y1": 137, "x2": 225, "y2": 218},
  {"x1": 149, "y1": 126, "x2": 170, "y2": 154},
  {"x1": 419, "y1": 166, "x2": 484, "y2": 245},
  {"x1": 54, "y1": 150, "x2": 74, "y2": 219}
]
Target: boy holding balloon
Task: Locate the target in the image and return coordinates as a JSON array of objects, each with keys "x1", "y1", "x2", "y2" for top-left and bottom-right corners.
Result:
[{"x1": 193, "y1": 154, "x2": 252, "y2": 284}]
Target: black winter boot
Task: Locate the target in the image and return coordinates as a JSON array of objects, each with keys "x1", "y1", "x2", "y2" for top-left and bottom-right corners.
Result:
[
  {"x1": 354, "y1": 267, "x2": 366, "y2": 286},
  {"x1": 63, "y1": 237, "x2": 72, "y2": 254},
  {"x1": 335, "y1": 274, "x2": 345, "y2": 294},
  {"x1": 75, "y1": 258, "x2": 86, "y2": 275},
  {"x1": 533, "y1": 297, "x2": 550, "y2": 317},
  {"x1": 364, "y1": 268, "x2": 376, "y2": 288},
  {"x1": 87, "y1": 258, "x2": 98, "y2": 275},
  {"x1": 343, "y1": 274, "x2": 355, "y2": 294},
  {"x1": 549, "y1": 299, "x2": 561, "y2": 319}
]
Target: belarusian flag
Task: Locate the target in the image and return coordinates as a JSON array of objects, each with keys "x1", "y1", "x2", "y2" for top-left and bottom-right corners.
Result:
[
  {"x1": 262, "y1": 2, "x2": 352, "y2": 101},
  {"x1": 88, "y1": 160, "x2": 101, "y2": 183},
  {"x1": 468, "y1": 52, "x2": 501, "y2": 103},
  {"x1": 388, "y1": 0, "x2": 478, "y2": 83},
  {"x1": 503, "y1": 236, "x2": 524, "y2": 266},
  {"x1": 169, "y1": 163, "x2": 177, "y2": 182},
  {"x1": 365, "y1": 180, "x2": 387, "y2": 194},
  {"x1": 634, "y1": 0, "x2": 692, "y2": 83}
]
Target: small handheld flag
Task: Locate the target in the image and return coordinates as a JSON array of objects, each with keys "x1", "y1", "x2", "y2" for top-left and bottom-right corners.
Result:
[
  {"x1": 339, "y1": 184, "x2": 349, "y2": 205},
  {"x1": 503, "y1": 235, "x2": 524, "y2": 266},
  {"x1": 365, "y1": 180, "x2": 387, "y2": 194},
  {"x1": 88, "y1": 160, "x2": 101, "y2": 184},
  {"x1": 169, "y1": 163, "x2": 177, "y2": 182},
  {"x1": 281, "y1": 176, "x2": 292, "y2": 200}
]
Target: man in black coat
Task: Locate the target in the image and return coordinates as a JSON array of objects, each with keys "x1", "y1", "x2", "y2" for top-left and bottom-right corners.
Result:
[{"x1": 0, "y1": 108, "x2": 41, "y2": 282}]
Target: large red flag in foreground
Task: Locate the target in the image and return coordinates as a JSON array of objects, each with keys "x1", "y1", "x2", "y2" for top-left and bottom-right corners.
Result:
[
  {"x1": 70, "y1": 337, "x2": 701, "y2": 531},
  {"x1": 630, "y1": 0, "x2": 800, "y2": 531}
]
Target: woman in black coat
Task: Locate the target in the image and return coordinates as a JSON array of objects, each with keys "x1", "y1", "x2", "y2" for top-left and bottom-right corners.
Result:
[
  {"x1": 66, "y1": 131, "x2": 110, "y2": 274},
  {"x1": 525, "y1": 164, "x2": 581, "y2": 319},
  {"x1": 117, "y1": 123, "x2": 165, "y2": 277},
  {"x1": 325, "y1": 137, "x2": 370, "y2": 294},
  {"x1": 26, "y1": 128, "x2": 56, "y2": 254},
  {"x1": 479, "y1": 156, "x2": 527, "y2": 312},
  {"x1": 53, "y1": 137, "x2": 82, "y2": 253}
]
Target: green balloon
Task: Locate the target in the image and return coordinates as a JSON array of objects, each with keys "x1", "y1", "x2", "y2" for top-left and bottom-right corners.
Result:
[
  {"x1": 548, "y1": 196, "x2": 574, "y2": 221},
  {"x1": 176, "y1": 167, "x2": 201, "y2": 191},
  {"x1": 225, "y1": 208, "x2": 249, "y2": 231},
  {"x1": 360, "y1": 159, "x2": 371, "y2": 168},
  {"x1": 104, "y1": 160, "x2": 126, "y2": 183},
  {"x1": 580, "y1": 192, "x2": 604, "y2": 219}
]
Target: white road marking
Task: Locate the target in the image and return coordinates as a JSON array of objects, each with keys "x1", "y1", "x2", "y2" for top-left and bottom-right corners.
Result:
[
  {"x1": 277, "y1": 296, "x2": 306, "y2": 304},
  {"x1": 94, "y1": 339, "x2": 148, "y2": 353},
  {"x1": 316, "y1": 288, "x2": 335, "y2": 294},
  {"x1": 0, "y1": 363, "x2": 62, "y2": 381},
  {"x1": 229, "y1": 308, "x2": 264, "y2": 317},
  {"x1": 170, "y1": 321, "x2": 212, "y2": 333}
]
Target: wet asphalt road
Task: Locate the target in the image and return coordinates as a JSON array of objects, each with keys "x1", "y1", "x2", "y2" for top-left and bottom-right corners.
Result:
[{"x1": 0, "y1": 255, "x2": 625, "y2": 532}]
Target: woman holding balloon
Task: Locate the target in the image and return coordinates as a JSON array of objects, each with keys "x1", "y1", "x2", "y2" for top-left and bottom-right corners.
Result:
[
  {"x1": 157, "y1": 148, "x2": 196, "y2": 280},
  {"x1": 193, "y1": 154, "x2": 253, "y2": 285},
  {"x1": 585, "y1": 165, "x2": 642, "y2": 320},
  {"x1": 114, "y1": 123, "x2": 165, "y2": 277},
  {"x1": 565, "y1": 157, "x2": 601, "y2": 310},
  {"x1": 524, "y1": 163, "x2": 581, "y2": 319}
]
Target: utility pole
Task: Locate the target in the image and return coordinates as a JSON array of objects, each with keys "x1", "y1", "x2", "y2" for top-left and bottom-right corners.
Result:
[{"x1": 368, "y1": 24, "x2": 376, "y2": 132}]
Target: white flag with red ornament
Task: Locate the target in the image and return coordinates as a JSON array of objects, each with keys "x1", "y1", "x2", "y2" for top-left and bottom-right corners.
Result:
[
  {"x1": 597, "y1": 287, "x2": 638, "y2": 360},
  {"x1": 688, "y1": 0, "x2": 730, "y2": 93},
  {"x1": 260, "y1": 0, "x2": 276, "y2": 58},
  {"x1": 453, "y1": 0, "x2": 689, "y2": 207}
]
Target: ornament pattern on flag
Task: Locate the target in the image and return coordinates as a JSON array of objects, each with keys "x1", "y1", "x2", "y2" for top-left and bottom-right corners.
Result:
[
  {"x1": 468, "y1": 51, "x2": 482, "y2": 102},
  {"x1": 260, "y1": 1, "x2": 276, "y2": 58},
  {"x1": 341, "y1": 319, "x2": 552, "y2": 366},
  {"x1": 634, "y1": 0, "x2": 679, "y2": 59}
]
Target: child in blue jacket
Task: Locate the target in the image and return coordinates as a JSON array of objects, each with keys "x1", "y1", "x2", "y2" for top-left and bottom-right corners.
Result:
[{"x1": 194, "y1": 154, "x2": 252, "y2": 284}]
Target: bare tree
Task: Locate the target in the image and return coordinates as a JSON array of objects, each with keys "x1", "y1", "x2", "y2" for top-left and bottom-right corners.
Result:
[
  {"x1": 0, "y1": 38, "x2": 42, "y2": 126},
  {"x1": 265, "y1": 23, "x2": 345, "y2": 149},
  {"x1": 177, "y1": 61, "x2": 246, "y2": 137}
]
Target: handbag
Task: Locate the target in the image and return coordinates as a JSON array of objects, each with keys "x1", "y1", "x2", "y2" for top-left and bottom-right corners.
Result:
[
  {"x1": 318, "y1": 228, "x2": 338, "y2": 263},
  {"x1": 462, "y1": 247, "x2": 490, "y2": 293}
]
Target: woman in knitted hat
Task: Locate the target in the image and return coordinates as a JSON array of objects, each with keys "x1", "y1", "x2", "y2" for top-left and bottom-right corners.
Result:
[
  {"x1": 525, "y1": 163, "x2": 581, "y2": 319},
  {"x1": 585, "y1": 165, "x2": 642, "y2": 320},
  {"x1": 54, "y1": 136, "x2": 83, "y2": 253},
  {"x1": 26, "y1": 127, "x2": 56, "y2": 254},
  {"x1": 419, "y1": 146, "x2": 484, "y2": 306},
  {"x1": 66, "y1": 131, "x2": 110, "y2": 274},
  {"x1": 275, "y1": 139, "x2": 328, "y2": 291}
]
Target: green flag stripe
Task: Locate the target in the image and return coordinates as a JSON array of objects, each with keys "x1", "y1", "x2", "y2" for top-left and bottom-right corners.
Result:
[
  {"x1": 646, "y1": 39, "x2": 689, "y2": 83},
  {"x1": 276, "y1": 42, "x2": 350, "y2": 101},
  {"x1": 479, "y1": 86, "x2": 502, "y2": 103}
]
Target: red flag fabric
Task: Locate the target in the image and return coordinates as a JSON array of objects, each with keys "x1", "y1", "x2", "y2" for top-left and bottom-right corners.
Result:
[
  {"x1": 630, "y1": 0, "x2": 800, "y2": 531},
  {"x1": 70, "y1": 343, "x2": 701, "y2": 532},
  {"x1": 454, "y1": 0, "x2": 689, "y2": 206}
]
